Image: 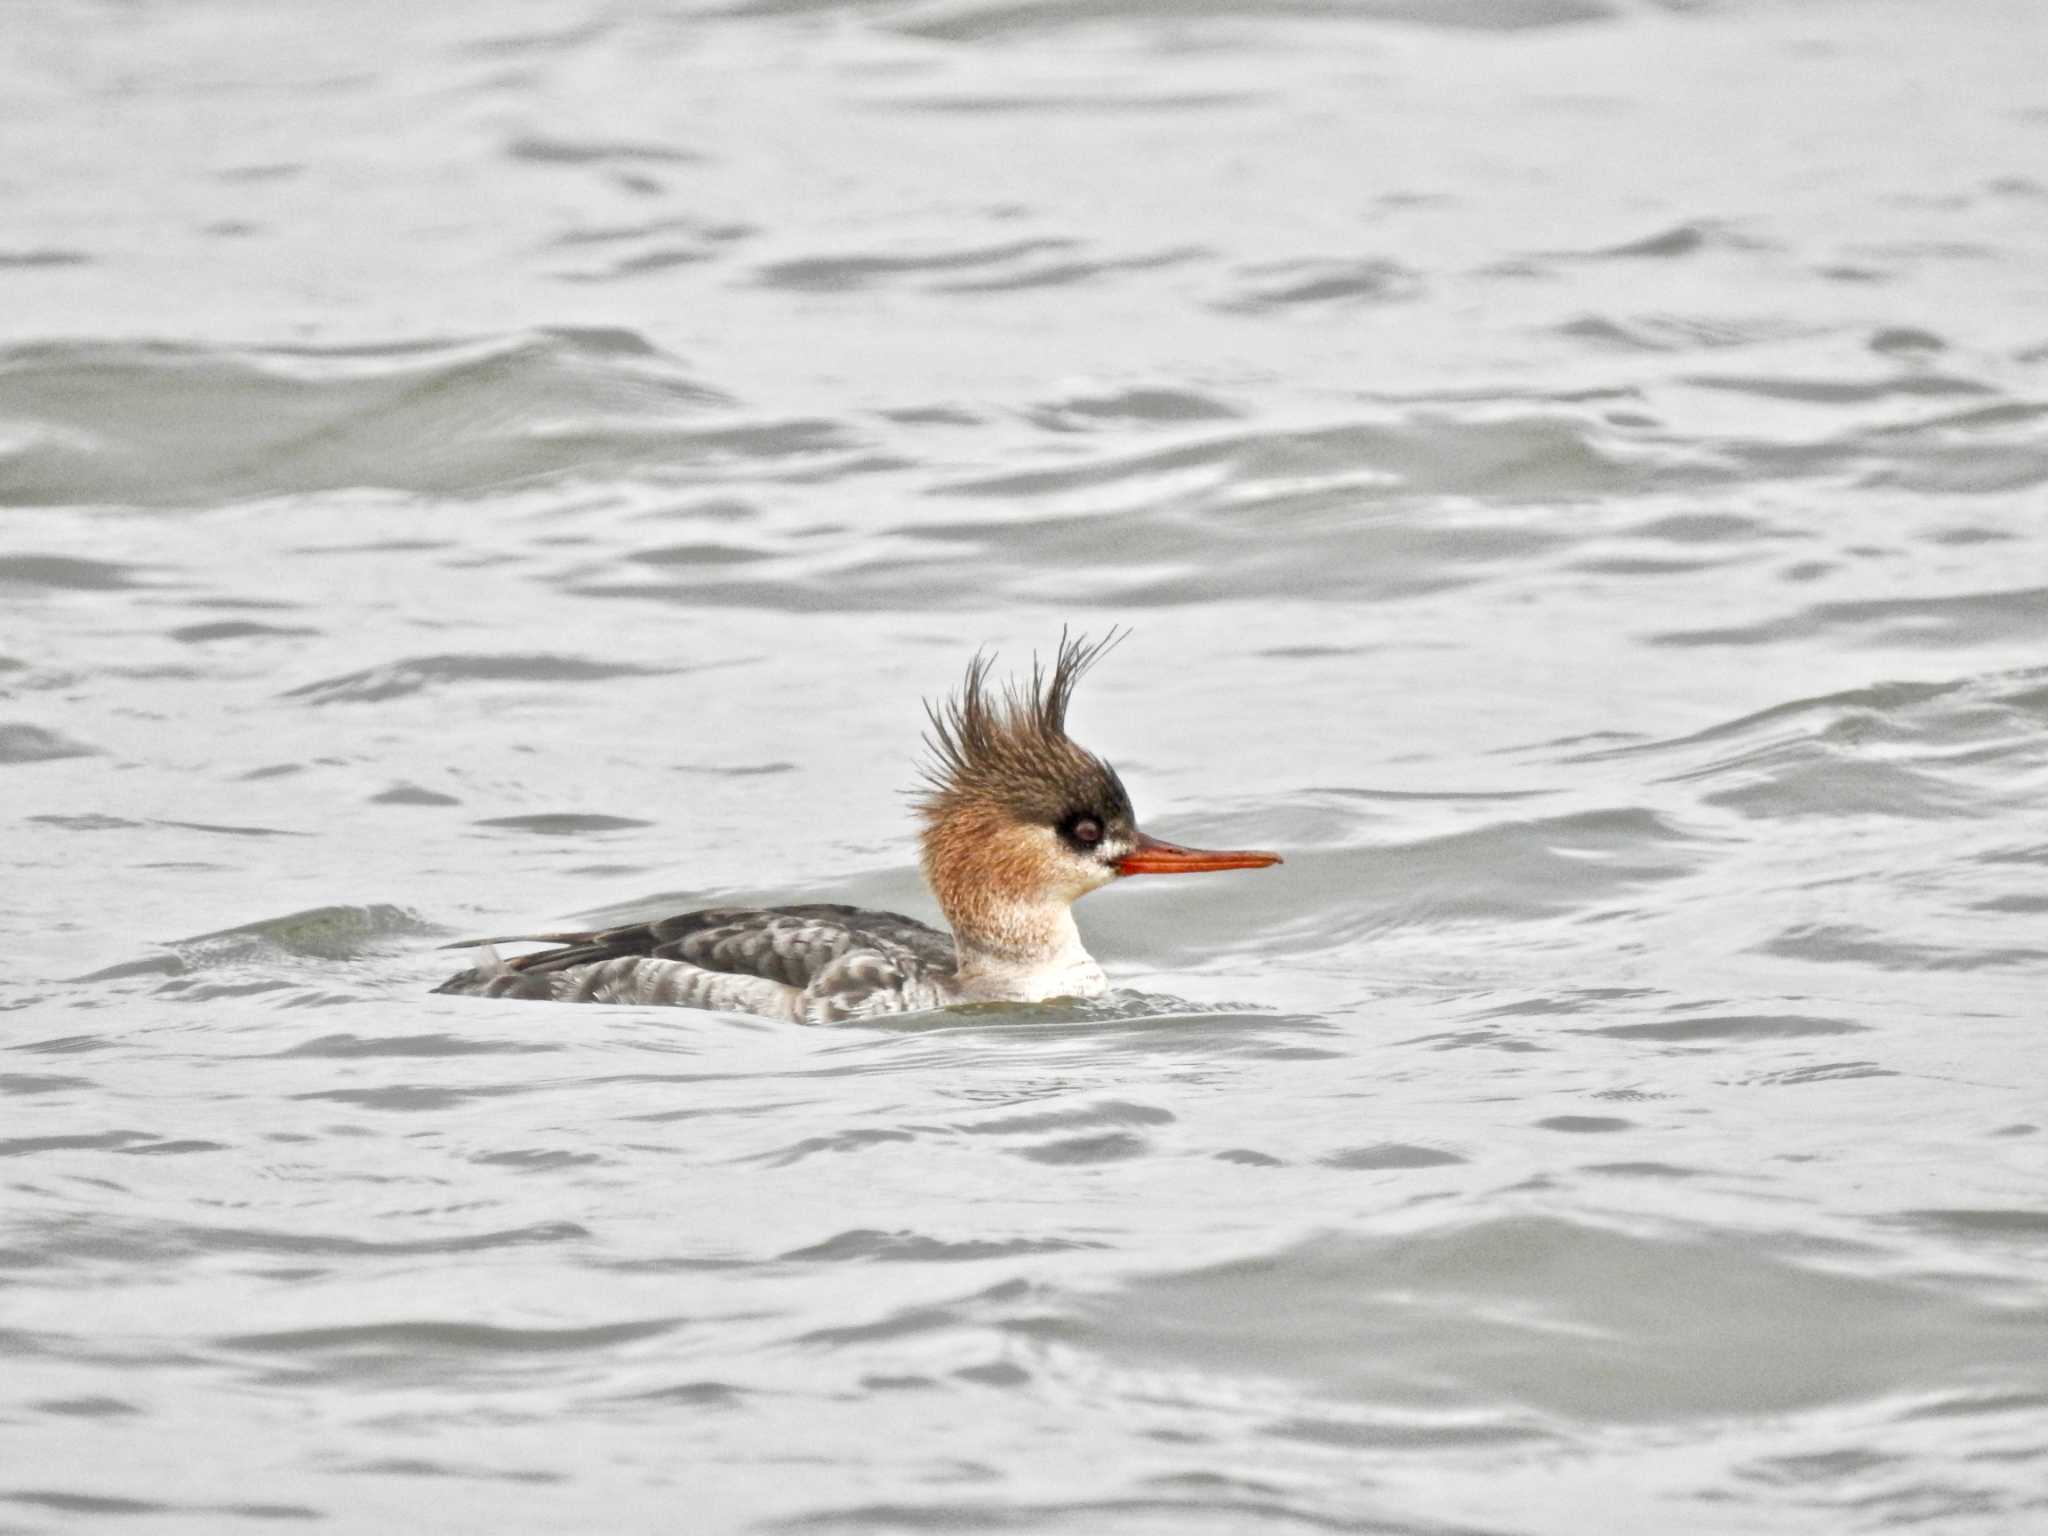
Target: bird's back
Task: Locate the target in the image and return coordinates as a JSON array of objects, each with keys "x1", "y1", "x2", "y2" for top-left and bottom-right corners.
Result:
[{"x1": 433, "y1": 904, "x2": 957, "y2": 1024}]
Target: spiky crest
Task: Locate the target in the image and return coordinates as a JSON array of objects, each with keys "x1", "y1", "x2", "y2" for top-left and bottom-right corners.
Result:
[{"x1": 916, "y1": 628, "x2": 1130, "y2": 823}]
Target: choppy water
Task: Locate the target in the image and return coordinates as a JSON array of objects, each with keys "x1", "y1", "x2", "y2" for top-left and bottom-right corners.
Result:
[{"x1": 6, "y1": 0, "x2": 2048, "y2": 1530}]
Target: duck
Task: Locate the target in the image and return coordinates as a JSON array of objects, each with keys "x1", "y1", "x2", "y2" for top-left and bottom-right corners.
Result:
[{"x1": 431, "y1": 632, "x2": 1280, "y2": 1022}]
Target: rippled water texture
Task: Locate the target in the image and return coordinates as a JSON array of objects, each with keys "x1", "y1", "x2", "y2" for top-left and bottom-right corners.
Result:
[{"x1": 5, "y1": 1, "x2": 2048, "y2": 1530}]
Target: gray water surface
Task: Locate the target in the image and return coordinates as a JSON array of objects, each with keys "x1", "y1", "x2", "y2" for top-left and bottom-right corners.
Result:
[{"x1": 5, "y1": 1, "x2": 2048, "y2": 1531}]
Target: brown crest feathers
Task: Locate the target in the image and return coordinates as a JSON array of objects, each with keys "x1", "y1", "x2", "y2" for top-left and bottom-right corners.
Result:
[{"x1": 916, "y1": 628, "x2": 1129, "y2": 818}]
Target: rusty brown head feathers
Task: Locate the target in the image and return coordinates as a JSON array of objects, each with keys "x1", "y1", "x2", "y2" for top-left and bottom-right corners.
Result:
[
  {"x1": 913, "y1": 630, "x2": 1279, "y2": 957},
  {"x1": 916, "y1": 630, "x2": 1136, "y2": 854}
]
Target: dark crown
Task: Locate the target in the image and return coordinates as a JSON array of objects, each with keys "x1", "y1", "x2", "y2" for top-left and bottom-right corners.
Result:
[{"x1": 916, "y1": 630, "x2": 1134, "y2": 827}]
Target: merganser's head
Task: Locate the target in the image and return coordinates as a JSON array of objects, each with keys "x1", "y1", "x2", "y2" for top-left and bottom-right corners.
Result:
[{"x1": 915, "y1": 631, "x2": 1279, "y2": 955}]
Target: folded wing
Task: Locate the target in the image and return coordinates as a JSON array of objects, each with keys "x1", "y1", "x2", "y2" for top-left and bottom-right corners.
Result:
[{"x1": 432, "y1": 903, "x2": 956, "y2": 1023}]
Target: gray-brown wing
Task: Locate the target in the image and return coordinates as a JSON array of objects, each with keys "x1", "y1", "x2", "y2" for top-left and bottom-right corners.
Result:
[
  {"x1": 797, "y1": 946, "x2": 951, "y2": 1025},
  {"x1": 433, "y1": 904, "x2": 954, "y2": 996},
  {"x1": 759, "y1": 904, "x2": 957, "y2": 970}
]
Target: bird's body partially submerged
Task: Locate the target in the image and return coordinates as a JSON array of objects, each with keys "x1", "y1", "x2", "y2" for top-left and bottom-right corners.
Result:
[
  {"x1": 436, "y1": 904, "x2": 960, "y2": 1024},
  {"x1": 433, "y1": 633, "x2": 1279, "y2": 1022}
]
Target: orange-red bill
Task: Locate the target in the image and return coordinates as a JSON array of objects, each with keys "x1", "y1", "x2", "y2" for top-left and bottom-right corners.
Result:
[{"x1": 1115, "y1": 832, "x2": 1283, "y2": 876}]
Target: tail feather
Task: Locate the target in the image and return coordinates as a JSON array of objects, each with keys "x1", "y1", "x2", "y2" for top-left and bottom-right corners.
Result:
[
  {"x1": 435, "y1": 931, "x2": 596, "y2": 951},
  {"x1": 431, "y1": 939, "x2": 558, "y2": 998}
]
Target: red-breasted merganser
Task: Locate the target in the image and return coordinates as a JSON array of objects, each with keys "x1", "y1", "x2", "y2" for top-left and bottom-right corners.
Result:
[{"x1": 432, "y1": 633, "x2": 1280, "y2": 1022}]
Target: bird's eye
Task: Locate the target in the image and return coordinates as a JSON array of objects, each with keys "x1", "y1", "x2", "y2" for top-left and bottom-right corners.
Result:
[{"x1": 1068, "y1": 816, "x2": 1103, "y2": 847}]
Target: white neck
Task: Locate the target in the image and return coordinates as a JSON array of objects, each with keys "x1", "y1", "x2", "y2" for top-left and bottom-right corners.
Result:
[{"x1": 949, "y1": 905, "x2": 1107, "y2": 1003}]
